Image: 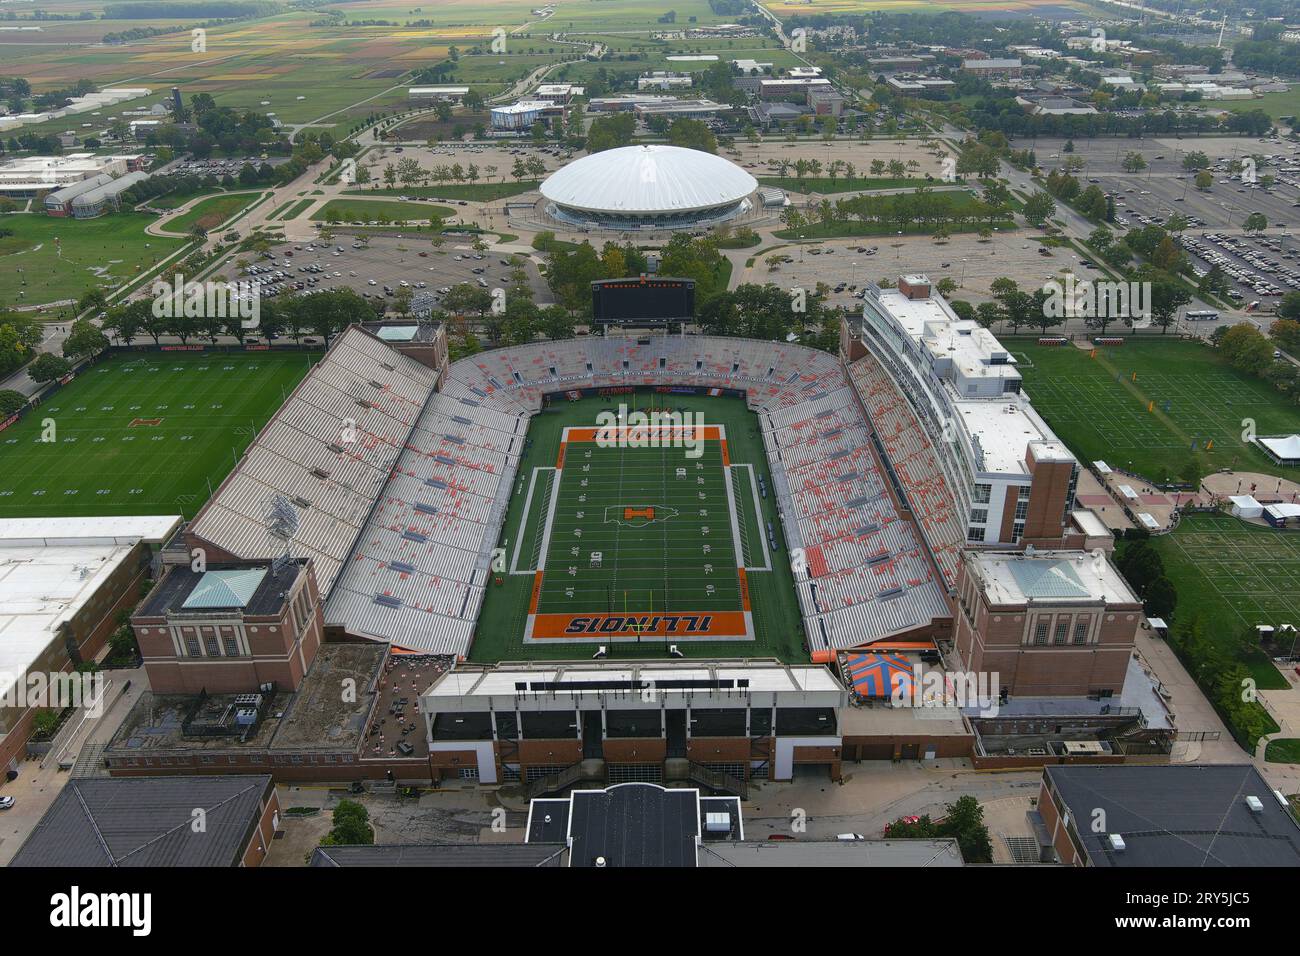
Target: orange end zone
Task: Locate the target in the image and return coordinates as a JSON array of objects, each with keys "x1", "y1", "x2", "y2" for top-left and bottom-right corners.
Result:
[
  {"x1": 565, "y1": 424, "x2": 724, "y2": 443},
  {"x1": 624, "y1": 506, "x2": 655, "y2": 521},
  {"x1": 531, "y1": 610, "x2": 748, "y2": 640}
]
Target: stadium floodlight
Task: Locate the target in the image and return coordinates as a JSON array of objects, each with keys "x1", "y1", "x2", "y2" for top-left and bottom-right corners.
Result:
[{"x1": 265, "y1": 493, "x2": 300, "y2": 539}]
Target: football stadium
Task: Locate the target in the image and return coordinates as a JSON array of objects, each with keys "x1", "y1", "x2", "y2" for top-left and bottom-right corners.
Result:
[{"x1": 173, "y1": 272, "x2": 1111, "y2": 672}]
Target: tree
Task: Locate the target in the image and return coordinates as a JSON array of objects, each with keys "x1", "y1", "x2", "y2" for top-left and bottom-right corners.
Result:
[
  {"x1": 319, "y1": 799, "x2": 373, "y2": 846},
  {"x1": 0, "y1": 388, "x2": 25, "y2": 416},
  {"x1": 77, "y1": 289, "x2": 108, "y2": 315},
  {"x1": 62, "y1": 318, "x2": 108, "y2": 361},
  {"x1": 1121, "y1": 151, "x2": 1147, "y2": 174},
  {"x1": 1143, "y1": 575, "x2": 1178, "y2": 620},
  {"x1": 1023, "y1": 191, "x2": 1056, "y2": 227},
  {"x1": 27, "y1": 352, "x2": 71, "y2": 383},
  {"x1": 1194, "y1": 170, "x2": 1213, "y2": 191},
  {"x1": 1244, "y1": 212, "x2": 1268, "y2": 234}
]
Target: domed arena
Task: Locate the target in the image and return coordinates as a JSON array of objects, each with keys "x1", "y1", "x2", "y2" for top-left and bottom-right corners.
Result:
[{"x1": 539, "y1": 143, "x2": 759, "y2": 230}]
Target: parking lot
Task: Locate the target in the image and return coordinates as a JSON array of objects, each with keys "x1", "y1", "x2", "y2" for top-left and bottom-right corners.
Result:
[
  {"x1": 1024, "y1": 135, "x2": 1300, "y2": 308},
  {"x1": 1031, "y1": 135, "x2": 1300, "y2": 236},
  {"x1": 352, "y1": 141, "x2": 572, "y2": 192},
  {"x1": 235, "y1": 233, "x2": 552, "y2": 312},
  {"x1": 744, "y1": 229, "x2": 1086, "y2": 307}
]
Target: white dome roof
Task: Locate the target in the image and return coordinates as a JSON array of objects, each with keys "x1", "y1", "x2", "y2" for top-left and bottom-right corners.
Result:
[{"x1": 540, "y1": 144, "x2": 758, "y2": 216}]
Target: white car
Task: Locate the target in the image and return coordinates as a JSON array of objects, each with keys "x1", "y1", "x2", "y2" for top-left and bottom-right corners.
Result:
[{"x1": 0, "y1": 796, "x2": 14, "y2": 810}]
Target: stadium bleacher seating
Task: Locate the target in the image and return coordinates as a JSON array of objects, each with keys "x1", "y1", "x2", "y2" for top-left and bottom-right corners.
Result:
[{"x1": 193, "y1": 329, "x2": 956, "y2": 657}]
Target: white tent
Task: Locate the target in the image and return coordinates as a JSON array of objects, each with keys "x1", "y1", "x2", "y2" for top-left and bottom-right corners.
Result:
[{"x1": 1229, "y1": 494, "x2": 1263, "y2": 519}]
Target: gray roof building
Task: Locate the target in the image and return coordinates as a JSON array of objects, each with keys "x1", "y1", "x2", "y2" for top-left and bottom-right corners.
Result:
[
  {"x1": 10, "y1": 775, "x2": 275, "y2": 867},
  {"x1": 310, "y1": 844, "x2": 567, "y2": 866},
  {"x1": 1044, "y1": 764, "x2": 1300, "y2": 867}
]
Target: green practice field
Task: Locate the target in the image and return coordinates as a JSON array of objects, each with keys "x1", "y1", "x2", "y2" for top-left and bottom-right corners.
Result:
[
  {"x1": 0, "y1": 351, "x2": 320, "y2": 519},
  {"x1": 1015, "y1": 339, "x2": 1300, "y2": 482},
  {"x1": 472, "y1": 392, "x2": 804, "y2": 662},
  {"x1": 1152, "y1": 513, "x2": 1300, "y2": 690}
]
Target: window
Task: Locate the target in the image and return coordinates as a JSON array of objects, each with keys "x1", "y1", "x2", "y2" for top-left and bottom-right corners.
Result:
[
  {"x1": 1015, "y1": 499, "x2": 1030, "y2": 520},
  {"x1": 1073, "y1": 620, "x2": 1090, "y2": 645},
  {"x1": 205, "y1": 635, "x2": 221, "y2": 656},
  {"x1": 970, "y1": 508, "x2": 988, "y2": 524},
  {"x1": 973, "y1": 484, "x2": 992, "y2": 504},
  {"x1": 1033, "y1": 620, "x2": 1049, "y2": 645},
  {"x1": 967, "y1": 526, "x2": 985, "y2": 542},
  {"x1": 1054, "y1": 620, "x2": 1069, "y2": 645},
  {"x1": 223, "y1": 635, "x2": 239, "y2": 656},
  {"x1": 1012, "y1": 520, "x2": 1025, "y2": 542},
  {"x1": 185, "y1": 638, "x2": 201, "y2": 657}
]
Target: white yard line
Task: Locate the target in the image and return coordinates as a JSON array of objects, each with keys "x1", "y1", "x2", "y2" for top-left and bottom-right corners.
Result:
[{"x1": 510, "y1": 465, "x2": 554, "y2": 575}]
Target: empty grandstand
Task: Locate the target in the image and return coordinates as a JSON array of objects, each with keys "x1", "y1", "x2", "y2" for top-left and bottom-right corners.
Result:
[{"x1": 187, "y1": 327, "x2": 956, "y2": 658}]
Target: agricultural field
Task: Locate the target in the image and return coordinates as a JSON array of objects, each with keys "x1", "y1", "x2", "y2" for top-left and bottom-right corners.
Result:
[
  {"x1": 472, "y1": 392, "x2": 804, "y2": 662},
  {"x1": 0, "y1": 350, "x2": 321, "y2": 519},
  {"x1": 1015, "y1": 339, "x2": 1300, "y2": 483},
  {"x1": 760, "y1": 0, "x2": 1100, "y2": 16},
  {"x1": 0, "y1": 212, "x2": 187, "y2": 307}
]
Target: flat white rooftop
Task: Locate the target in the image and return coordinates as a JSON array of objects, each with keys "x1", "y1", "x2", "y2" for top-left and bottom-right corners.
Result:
[
  {"x1": 0, "y1": 515, "x2": 180, "y2": 547},
  {"x1": 966, "y1": 550, "x2": 1140, "y2": 606},
  {"x1": 954, "y1": 399, "x2": 1064, "y2": 476},
  {"x1": 426, "y1": 661, "x2": 844, "y2": 700},
  {"x1": 0, "y1": 517, "x2": 180, "y2": 704}
]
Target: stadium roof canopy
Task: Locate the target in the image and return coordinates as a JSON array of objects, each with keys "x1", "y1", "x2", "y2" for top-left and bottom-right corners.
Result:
[{"x1": 539, "y1": 144, "x2": 757, "y2": 216}]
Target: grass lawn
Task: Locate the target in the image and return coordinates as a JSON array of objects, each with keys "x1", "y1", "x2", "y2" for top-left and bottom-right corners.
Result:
[
  {"x1": 276, "y1": 198, "x2": 315, "y2": 221},
  {"x1": 471, "y1": 392, "x2": 804, "y2": 662},
  {"x1": 0, "y1": 212, "x2": 187, "y2": 306},
  {"x1": 0, "y1": 350, "x2": 320, "y2": 519},
  {"x1": 161, "y1": 192, "x2": 261, "y2": 235},
  {"x1": 311, "y1": 199, "x2": 455, "y2": 223},
  {"x1": 1014, "y1": 339, "x2": 1300, "y2": 482},
  {"x1": 1266, "y1": 738, "x2": 1300, "y2": 763},
  {"x1": 346, "y1": 182, "x2": 540, "y2": 201},
  {"x1": 1150, "y1": 514, "x2": 1298, "y2": 690},
  {"x1": 758, "y1": 176, "x2": 936, "y2": 195}
]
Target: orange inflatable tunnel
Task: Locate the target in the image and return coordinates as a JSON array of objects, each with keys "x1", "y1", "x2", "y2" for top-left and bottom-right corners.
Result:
[{"x1": 809, "y1": 649, "x2": 836, "y2": 664}]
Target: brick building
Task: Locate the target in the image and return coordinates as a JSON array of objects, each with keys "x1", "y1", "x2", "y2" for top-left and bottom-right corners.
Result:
[
  {"x1": 953, "y1": 549, "x2": 1143, "y2": 697},
  {"x1": 131, "y1": 558, "x2": 323, "y2": 695}
]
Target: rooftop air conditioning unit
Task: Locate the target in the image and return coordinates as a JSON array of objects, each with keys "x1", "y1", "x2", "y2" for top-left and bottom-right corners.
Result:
[
  {"x1": 1275, "y1": 789, "x2": 1290, "y2": 808},
  {"x1": 1107, "y1": 834, "x2": 1126, "y2": 852},
  {"x1": 705, "y1": 812, "x2": 731, "y2": 834},
  {"x1": 1245, "y1": 795, "x2": 1264, "y2": 814}
]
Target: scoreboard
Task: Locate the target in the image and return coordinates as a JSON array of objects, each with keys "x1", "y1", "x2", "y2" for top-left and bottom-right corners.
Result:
[{"x1": 591, "y1": 276, "x2": 695, "y2": 325}]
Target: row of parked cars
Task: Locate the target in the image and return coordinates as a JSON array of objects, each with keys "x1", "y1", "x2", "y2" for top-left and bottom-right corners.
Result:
[{"x1": 1183, "y1": 233, "x2": 1299, "y2": 301}]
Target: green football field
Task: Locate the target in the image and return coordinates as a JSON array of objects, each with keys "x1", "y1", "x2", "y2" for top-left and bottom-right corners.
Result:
[
  {"x1": 0, "y1": 351, "x2": 320, "y2": 519},
  {"x1": 471, "y1": 392, "x2": 805, "y2": 663},
  {"x1": 528, "y1": 423, "x2": 748, "y2": 629},
  {"x1": 1014, "y1": 339, "x2": 1300, "y2": 482}
]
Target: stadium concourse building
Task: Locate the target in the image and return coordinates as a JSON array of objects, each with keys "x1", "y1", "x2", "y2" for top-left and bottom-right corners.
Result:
[{"x1": 539, "y1": 144, "x2": 758, "y2": 230}]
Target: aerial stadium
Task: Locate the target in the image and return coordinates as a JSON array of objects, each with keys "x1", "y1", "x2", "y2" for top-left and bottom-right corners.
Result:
[
  {"x1": 539, "y1": 144, "x2": 759, "y2": 230},
  {"x1": 94, "y1": 277, "x2": 1174, "y2": 787},
  {"x1": 181, "y1": 273, "x2": 1106, "y2": 667}
]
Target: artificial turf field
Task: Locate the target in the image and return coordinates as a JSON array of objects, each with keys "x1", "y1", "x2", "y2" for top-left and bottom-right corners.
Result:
[
  {"x1": 0, "y1": 351, "x2": 320, "y2": 520},
  {"x1": 471, "y1": 392, "x2": 805, "y2": 663},
  {"x1": 1014, "y1": 339, "x2": 1300, "y2": 481}
]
